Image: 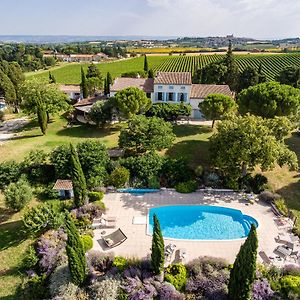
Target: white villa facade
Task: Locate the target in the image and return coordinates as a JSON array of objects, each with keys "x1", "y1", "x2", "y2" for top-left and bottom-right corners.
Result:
[{"x1": 110, "y1": 72, "x2": 234, "y2": 119}]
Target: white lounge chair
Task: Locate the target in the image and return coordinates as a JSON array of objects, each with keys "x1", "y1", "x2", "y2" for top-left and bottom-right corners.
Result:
[{"x1": 275, "y1": 246, "x2": 292, "y2": 259}]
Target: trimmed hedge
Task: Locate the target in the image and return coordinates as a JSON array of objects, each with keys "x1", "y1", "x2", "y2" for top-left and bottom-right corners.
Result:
[
  {"x1": 80, "y1": 234, "x2": 93, "y2": 252},
  {"x1": 88, "y1": 191, "x2": 104, "y2": 202},
  {"x1": 175, "y1": 180, "x2": 198, "y2": 194},
  {"x1": 165, "y1": 263, "x2": 187, "y2": 291}
]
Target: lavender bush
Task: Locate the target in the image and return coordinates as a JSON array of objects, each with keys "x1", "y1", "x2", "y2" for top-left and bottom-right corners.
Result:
[
  {"x1": 86, "y1": 250, "x2": 115, "y2": 278},
  {"x1": 71, "y1": 203, "x2": 104, "y2": 222},
  {"x1": 283, "y1": 264, "x2": 300, "y2": 276},
  {"x1": 159, "y1": 282, "x2": 185, "y2": 300},
  {"x1": 88, "y1": 276, "x2": 121, "y2": 300},
  {"x1": 252, "y1": 278, "x2": 274, "y2": 300},
  {"x1": 37, "y1": 228, "x2": 67, "y2": 274}
]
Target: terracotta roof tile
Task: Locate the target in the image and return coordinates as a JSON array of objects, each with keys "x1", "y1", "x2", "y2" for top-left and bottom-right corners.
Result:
[
  {"x1": 154, "y1": 72, "x2": 192, "y2": 85},
  {"x1": 73, "y1": 95, "x2": 107, "y2": 107},
  {"x1": 60, "y1": 84, "x2": 81, "y2": 93},
  {"x1": 190, "y1": 84, "x2": 233, "y2": 99},
  {"x1": 110, "y1": 78, "x2": 154, "y2": 93},
  {"x1": 53, "y1": 180, "x2": 73, "y2": 190}
]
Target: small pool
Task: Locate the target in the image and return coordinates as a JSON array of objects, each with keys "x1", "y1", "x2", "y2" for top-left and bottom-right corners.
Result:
[
  {"x1": 148, "y1": 205, "x2": 258, "y2": 240},
  {"x1": 117, "y1": 188, "x2": 160, "y2": 194}
]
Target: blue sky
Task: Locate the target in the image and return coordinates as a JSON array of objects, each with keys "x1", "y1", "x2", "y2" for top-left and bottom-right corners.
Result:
[{"x1": 0, "y1": 0, "x2": 299, "y2": 38}]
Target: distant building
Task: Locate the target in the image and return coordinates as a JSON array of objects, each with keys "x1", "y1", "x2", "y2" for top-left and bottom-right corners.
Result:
[
  {"x1": 53, "y1": 179, "x2": 73, "y2": 199},
  {"x1": 59, "y1": 84, "x2": 81, "y2": 100},
  {"x1": 43, "y1": 52, "x2": 109, "y2": 62},
  {"x1": 110, "y1": 72, "x2": 234, "y2": 119}
]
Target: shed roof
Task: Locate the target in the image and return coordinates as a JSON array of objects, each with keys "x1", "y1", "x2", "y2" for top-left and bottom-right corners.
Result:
[
  {"x1": 53, "y1": 179, "x2": 73, "y2": 190},
  {"x1": 190, "y1": 84, "x2": 233, "y2": 99},
  {"x1": 110, "y1": 77, "x2": 154, "y2": 93}
]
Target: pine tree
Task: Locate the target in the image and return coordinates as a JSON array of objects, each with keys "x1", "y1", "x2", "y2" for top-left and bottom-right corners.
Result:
[
  {"x1": 151, "y1": 214, "x2": 165, "y2": 275},
  {"x1": 80, "y1": 67, "x2": 88, "y2": 98},
  {"x1": 70, "y1": 143, "x2": 87, "y2": 207},
  {"x1": 65, "y1": 213, "x2": 86, "y2": 286},
  {"x1": 258, "y1": 63, "x2": 267, "y2": 83},
  {"x1": 228, "y1": 224, "x2": 258, "y2": 300},
  {"x1": 36, "y1": 99, "x2": 47, "y2": 135},
  {"x1": 224, "y1": 41, "x2": 239, "y2": 91},
  {"x1": 144, "y1": 55, "x2": 149, "y2": 72}
]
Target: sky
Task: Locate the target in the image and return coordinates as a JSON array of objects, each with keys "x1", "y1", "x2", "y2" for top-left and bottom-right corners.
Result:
[{"x1": 0, "y1": 0, "x2": 299, "y2": 39}]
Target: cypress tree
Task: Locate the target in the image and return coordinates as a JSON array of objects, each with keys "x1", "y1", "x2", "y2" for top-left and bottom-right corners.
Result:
[
  {"x1": 65, "y1": 213, "x2": 86, "y2": 286},
  {"x1": 151, "y1": 214, "x2": 165, "y2": 275},
  {"x1": 36, "y1": 99, "x2": 47, "y2": 135},
  {"x1": 70, "y1": 143, "x2": 87, "y2": 207},
  {"x1": 107, "y1": 72, "x2": 112, "y2": 94},
  {"x1": 80, "y1": 67, "x2": 88, "y2": 98},
  {"x1": 144, "y1": 55, "x2": 149, "y2": 72},
  {"x1": 103, "y1": 78, "x2": 108, "y2": 95},
  {"x1": 228, "y1": 224, "x2": 258, "y2": 300},
  {"x1": 224, "y1": 41, "x2": 239, "y2": 91},
  {"x1": 148, "y1": 69, "x2": 154, "y2": 78}
]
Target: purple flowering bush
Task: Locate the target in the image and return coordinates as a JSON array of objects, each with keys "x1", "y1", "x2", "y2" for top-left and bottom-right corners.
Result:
[
  {"x1": 252, "y1": 278, "x2": 274, "y2": 300},
  {"x1": 159, "y1": 282, "x2": 185, "y2": 300},
  {"x1": 185, "y1": 256, "x2": 229, "y2": 300},
  {"x1": 36, "y1": 228, "x2": 67, "y2": 274},
  {"x1": 87, "y1": 250, "x2": 115, "y2": 278}
]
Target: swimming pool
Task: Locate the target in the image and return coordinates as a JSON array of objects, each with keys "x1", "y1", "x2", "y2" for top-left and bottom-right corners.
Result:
[
  {"x1": 148, "y1": 205, "x2": 258, "y2": 240},
  {"x1": 117, "y1": 188, "x2": 160, "y2": 194}
]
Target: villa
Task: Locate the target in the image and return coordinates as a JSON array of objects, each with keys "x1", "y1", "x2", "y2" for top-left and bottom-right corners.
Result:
[{"x1": 110, "y1": 72, "x2": 234, "y2": 119}]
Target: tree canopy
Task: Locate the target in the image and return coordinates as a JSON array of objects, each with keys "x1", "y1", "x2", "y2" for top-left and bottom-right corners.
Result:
[
  {"x1": 210, "y1": 114, "x2": 298, "y2": 179},
  {"x1": 194, "y1": 62, "x2": 227, "y2": 85},
  {"x1": 199, "y1": 93, "x2": 236, "y2": 128},
  {"x1": 237, "y1": 81, "x2": 300, "y2": 119},
  {"x1": 114, "y1": 87, "x2": 152, "y2": 118},
  {"x1": 238, "y1": 66, "x2": 259, "y2": 91},
  {"x1": 119, "y1": 115, "x2": 175, "y2": 154},
  {"x1": 277, "y1": 66, "x2": 300, "y2": 88},
  {"x1": 89, "y1": 100, "x2": 113, "y2": 127}
]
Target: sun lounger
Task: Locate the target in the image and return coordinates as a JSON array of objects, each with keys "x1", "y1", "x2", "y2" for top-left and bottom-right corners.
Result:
[
  {"x1": 91, "y1": 216, "x2": 117, "y2": 229},
  {"x1": 259, "y1": 251, "x2": 273, "y2": 265},
  {"x1": 275, "y1": 246, "x2": 292, "y2": 259},
  {"x1": 102, "y1": 228, "x2": 127, "y2": 248}
]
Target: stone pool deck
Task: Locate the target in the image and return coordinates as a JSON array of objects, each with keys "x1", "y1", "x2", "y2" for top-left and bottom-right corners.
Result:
[{"x1": 92, "y1": 190, "x2": 283, "y2": 264}]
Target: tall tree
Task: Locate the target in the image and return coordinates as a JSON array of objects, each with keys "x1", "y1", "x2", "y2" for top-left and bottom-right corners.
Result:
[
  {"x1": 151, "y1": 214, "x2": 164, "y2": 275},
  {"x1": 148, "y1": 69, "x2": 154, "y2": 79},
  {"x1": 85, "y1": 64, "x2": 103, "y2": 96},
  {"x1": 36, "y1": 99, "x2": 48, "y2": 135},
  {"x1": 104, "y1": 72, "x2": 112, "y2": 95},
  {"x1": 65, "y1": 213, "x2": 86, "y2": 286},
  {"x1": 199, "y1": 93, "x2": 237, "y2": 128},
  {"x1": 195, "y1": 62, "x2": 228, "y2": 84},
  {"x1": 238, "y1": 66, "x2": 259, "y2": 91},
  {"x1": 238, "y1": 81, "x2": 300, "y2": 119},
  {"x1": 210, "y1": 114, "x2": 298, "y2": 179},
  {"x1": 89, "y1": 100, "x2": 113, "y2": 127},
  {"x1": 223, "y1": 41, "x2": 239, "y2": 91},
  {"x1": 144, "y1": 55, "x2": 149, "y2": 72},
  {"x1": 20, "y1": 78, "x2": 69, "y2": 123},
  {"x1": 0, "y1": 69, "x2": 16, "y2": 108},
  {"x1": 258, "y1": 63, "x2": 267, "y2": 83},
  {"x1": 114, "y1": 87, "x2": 152, "y2": 118},
  {"x1": 119, "y1": 115, "x2": 175, "y2": 154},
  {"x1": 70, "y1": 143, "x2": 87, "y2": 208},
  {"x1": 80, "y1": 67, "x2": 88, "y2": 98},
  {"x1": 228, "y1": 224, "x2": 258, "y2": 300},
  {"x1": 277, "y1": 66, "x2": 300, "y2": 88}
]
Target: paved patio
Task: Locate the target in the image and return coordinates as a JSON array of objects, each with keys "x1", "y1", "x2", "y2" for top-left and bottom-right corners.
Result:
[{"x1": 92, "y1": 190, "x2": 289, "y2": 264}]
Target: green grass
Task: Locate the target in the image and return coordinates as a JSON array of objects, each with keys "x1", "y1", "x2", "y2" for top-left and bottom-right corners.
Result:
[{"x1": 27, "y1": 53, "x2": 300, "y2": 84}]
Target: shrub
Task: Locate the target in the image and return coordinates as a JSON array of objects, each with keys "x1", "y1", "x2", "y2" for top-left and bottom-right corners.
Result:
[
  {"x1": 37, "y1": 228, "x2": 67, "y2": 274},
  {"x1": 175, "y1": 180, "x2": 198, "y2": 194},
  {"x1": 251, "y1": 174, "x2": 268, "y2": 194},
  {"x1": 87, "y1": 250, "x2": 114, "y2": 275},
  {"x1": 283, "y1": 264, "x2": 300, "y2": 276},
  {"x1": 148, "y1": 176, "x2": 160, "y2": 189},
  {"x1": 22, "y1": 245, "x2": 39, "y2": 270},
  {"x1": 88, "y1": 191, "x2": 104, "y2": 202},
  {"x1": 258, "y1": 191, "x2": 281, "y2": 203},
  {"x1": 89, "y1": 276, "x2": 121, "y2": 300},
  {"x1": 0, "y1": 160, "x2": 22, "y2": 190},
  {"x1": 274, "y1": 198, "x2": 289, "y2": 217},
  {"x1": 80, "y1": 235, "x2": 93, "y2": 252},
  {"x1": 195, "y1": 165, "x2": 204, "y2": 177},
  {"x1": 252, "y1": 278, "x2": 274, "y2": 300},
  {"x1": 159, "y1": 282, "x2": 185, "y2": 300},
  {"x1": 23, "y1": 202, "x2": 64, "y2": 235},
  {"x1": 109, "y1": 167, "x2": 130, "y2": 188},
  {"x1": 112, "y1": 256, "x2": 128, "y2": 272},
  {"x1": 4, "y1": 176, "x2": 33, "y2": 211},
  {"x1": 18, "y1": 274, "x2": 49, "y2": 300},
  {"x1": 49, "y1": 265, "x2": 71, "y2": 298},
  {"x1": 164, "y1": 264, "x2": 187, "y2": 291},
  {"x1": 280, "y1": 275, "x2": 300, "y2": 298}
]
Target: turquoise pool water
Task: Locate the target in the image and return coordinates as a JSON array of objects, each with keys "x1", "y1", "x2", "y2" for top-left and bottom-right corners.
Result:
[
  {"x1": 117, "y1": 188, "x2": 160, "y2": 194},
  {"x1": 148, "y1": 205, "x2": 258, "y2": 240}
]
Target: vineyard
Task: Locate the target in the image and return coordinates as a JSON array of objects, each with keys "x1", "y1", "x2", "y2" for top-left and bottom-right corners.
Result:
[
  {"x1": 29, "y1": 53, "x2": 300, "y2": 84},
  {"x1": 152, "y1": 54, "x2": 300, "y2": 81}
]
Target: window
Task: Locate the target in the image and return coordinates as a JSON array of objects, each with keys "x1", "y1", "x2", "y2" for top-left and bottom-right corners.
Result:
[
  {"x1": 157, "y1": 92, "x2": 163, "y2": 101},
  {"x1": 168, "y1": 92, "x2": 174, "y2": 101},
  {"x1": 158, "y1": 86, "x2": 163, "y2": 90},
  {"x1": 181, "y1": 86, "x2": 186, "y2": 90},
  {"x1": 169, "y1": 85, "x2": 174, "y2": 90},
  {"x1": 178, "y1": 93, "x2": 187, "y2": 102},
  {"x1": 146, "y1": 92, "x2": 151, "y2": 98}
]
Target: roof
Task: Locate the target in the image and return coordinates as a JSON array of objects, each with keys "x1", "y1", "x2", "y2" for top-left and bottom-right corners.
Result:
[
  {"x1": 75, "y1": 105, "x2": 93, "y2": 113},
  {"x1": 154, "y1": 72, "x2": 192, "y2": 85},
  {"x1": 110, "y1": 77, "x2": 154, "y2": 93},
  {"x1": 60, "y1": 84, "x2": 81, "y2": 93},
  {"x1": 53, "y1": 179, "x2": 73, "y2": 190},
  {"x1": 73, "y1": 95, "x2": 107, "y2": 107},
  {"x1": 108, "y1": 148, "x2": 125, "y2": 158},
  {"x1": 190, "y1": 84, "x2": 233, "y2": 99}
]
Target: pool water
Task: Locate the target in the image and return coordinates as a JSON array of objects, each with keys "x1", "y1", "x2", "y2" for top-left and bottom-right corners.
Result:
[
  {"x1": 117, "y1": 188, "x2": 160, "y2": 194},
  {"x1": 148, "y1": 205, "x2": 258, "y2": 240}
]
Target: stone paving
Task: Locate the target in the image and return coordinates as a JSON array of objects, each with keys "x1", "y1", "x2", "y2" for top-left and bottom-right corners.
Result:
[{"x1": 92, "y1": 190, "x2": 290, "y2": 264}]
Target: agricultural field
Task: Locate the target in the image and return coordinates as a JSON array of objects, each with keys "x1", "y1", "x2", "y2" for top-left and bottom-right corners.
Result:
[
  {"x1": 28, "y1": 53, "x2": 300, "y2": 84},
  {"x1": 128, "y1": 47, "x2": 214, "y2": 53}
]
